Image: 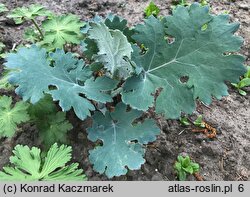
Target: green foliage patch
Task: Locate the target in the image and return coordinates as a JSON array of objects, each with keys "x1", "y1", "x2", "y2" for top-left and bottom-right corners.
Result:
[
  {"x1": 175, "y1": 155, "x2": 200, "y2": 181},
  {"x1": 0, "y1": 96, "x2": 30, "y2": 137},
  {"x1": 0, "y1": 143, "x2": 87, "y2": 181}
]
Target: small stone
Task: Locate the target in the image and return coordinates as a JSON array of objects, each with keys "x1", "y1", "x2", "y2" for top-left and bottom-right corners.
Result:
[
  {"x1": 239, "y1": 4, "x2": 249, "y2": 11},
  {"x1": 85, "y1": 168, "x2": 93, "y2": 177},
  {"x1": 243, "y1": 146, "x2": 250, "y2": 152},
  {"x1": 142, "y1": 165, "x2": 151, "y2": 174},
  {"x1": 90, "y1": 177, "x2": 102, "y2": 181},
  {"x1": 151, "y1": 173, "x2": 164, "y2": 181}
]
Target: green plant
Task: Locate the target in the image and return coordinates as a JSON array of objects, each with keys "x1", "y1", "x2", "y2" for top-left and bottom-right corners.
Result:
[
  {"x1": 200, "y1": 0, "x2": 208, "y2": 6},
  {"x1": 193, "y1": 115, "x2": 205, "y2": 128},
  {"x1": 0, "y1": 143, "x2": 87, "y2": 180},
  {"x1": 28, "y1": 95, "x2": 73, "y2": 149},
  {"x1": 144, "y1": 1, "x2": 160, "y2": 17},
  {"x1": 0, "y1": 94, "x2": 72, "y2": 149},
  {"x1": 88, "y1": 103, "x2": 160, "y2": 177},
  {"x1": 232, "y1": 66, "x2": 250, "y2": 96},
  {"x1": 0, "y1": 3, "x2": 8, "y2": 13},
  {"x1": 179, "y1": 116, "x2": 190, "y2": 126},
  {"x1": 2, "y1": 3, "x2": 246, "y2": 178},
  {"x1": 7, "y1": 4, "x2": 83, "y2": 50},
  {"x1": 7, "y1": 4, "x2": 52, "y2": 39},
  {"x1": 174, "y1": 155, "x2": 200, "y2": 181},
  {"x1": 0, "y1": 70, "x2": 14, "y2": 90},
  {"x1": 41, "y1": 14, "x2": 84, "y2": 49},
  {"x1": 0, "y1": 96, "x2": 30, "y2": 137},
  {"x1": 24, "y1": 28, "x2": 41, "y2": 42}
]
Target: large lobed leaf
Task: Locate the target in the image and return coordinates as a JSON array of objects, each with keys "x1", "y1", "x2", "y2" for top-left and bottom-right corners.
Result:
[
  {"x1": 0, "y1": 96, "x2": 30, "y2": 138},
  {"x1": 122, "y1": 3, "x2": 246, "y2": 118},
  {"x1": 5, "y1": 45, "x2": 118, "y2": 120},
  {"x1": 0, "y1": 143, "x2": 87, "y2": 181},
  {"x1": 87, "y1": 103, "x2": 160, "y2": 178}
]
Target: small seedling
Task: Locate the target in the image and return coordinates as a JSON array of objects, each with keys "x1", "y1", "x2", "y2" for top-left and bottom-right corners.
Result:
[
  {"x1": 232, "y1": 66, "x2": 250, "y2": 96},
  {"x1": 223, "y1": 10, "x2": 230, "y2": 14},
  {"x1": 193, "y1": 115, "x2": 205, "y2": 128},
  {"x1": 200, "y1": 0, "x2": 208, "y2": 6},
  {"x1": 28, "y1": 95, "x2": 73, "y2": 149},
  {"x1": 174, "y1": 155, "x2": 200, "y2": 181},
  {"x1": 179, "y1": 116, "x2": 191, "y2": 126},
  {"x1": 0, "y1": 3, "x2": 8, "y2": 13},
  {"x1": 144, "y1": 1, "x2": 160, "y2": 17}
]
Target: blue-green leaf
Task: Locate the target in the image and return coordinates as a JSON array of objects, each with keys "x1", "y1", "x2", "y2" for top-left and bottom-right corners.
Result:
[
  {"x1": 88, "y1": 22, "x2": 133, "y2": 79},
  {"x1": 122, "y1": 4, "x2": 246, "y2": 119},
  {"x1": 5, "y1": 45, "x2": 118, "y2": 120},
  {"x1": 87, "y1": 103, "x2": 160, "y2": 178}
]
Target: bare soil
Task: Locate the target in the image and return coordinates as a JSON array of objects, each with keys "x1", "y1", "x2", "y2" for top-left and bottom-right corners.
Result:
[{"x1": 0, "y1": 0, "x2": 249, "y2": 181}]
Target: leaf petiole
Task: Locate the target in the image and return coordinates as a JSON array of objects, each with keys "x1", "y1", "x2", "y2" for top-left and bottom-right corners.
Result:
[{"x1": 31, "y1": 19, "x2": 44, "y2": 39}]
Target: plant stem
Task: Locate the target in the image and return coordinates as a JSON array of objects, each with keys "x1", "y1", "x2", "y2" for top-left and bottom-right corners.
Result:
[
  {"x1": 31, "y1": 19, "x2": 44, "y2": 39},
  {"x1": 193, "y1": 172, "x2": 204, "y2": 181}
]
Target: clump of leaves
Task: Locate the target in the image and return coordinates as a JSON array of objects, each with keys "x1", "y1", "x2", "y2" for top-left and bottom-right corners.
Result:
[
  {"x1": 24, "y1": 28, "x2": 41, "y2": 43},
  {"x1": 7, "y1": 4, "x2": 52, "y2": 40},
  {"x1": 0, "y1": 143, "x2": 87, "y2": 181},
  {"x1": 3, "y1": 3, "x2": 246, "y2": 178},
  {"x1": 0, "y1": 96, "x2": 30, "y2": 138},
  {"x1": 0, "y1": 70, "x2": 14, "y2": 90},
  {"x1": 174, "y1": 155, "x2": 200, "y2": 181},
  {"x1": 144, "y1": 1, "x2": 160, "y2": 17},
  {"x1": 0, "y1": 3, "x2": 8, "y2": 13},
  {"x1": 41, "y1": 14, "x2": 85, "y2": 49},
  {"x1": 7, "y1": 4, "x2": 84, "y2": 50},
  {"x1": 232, "y1": 66, "x2": 250, "y2": 96},
  {"x1": 28, "y1": 95, "x2": 73, "y2": 149}
]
